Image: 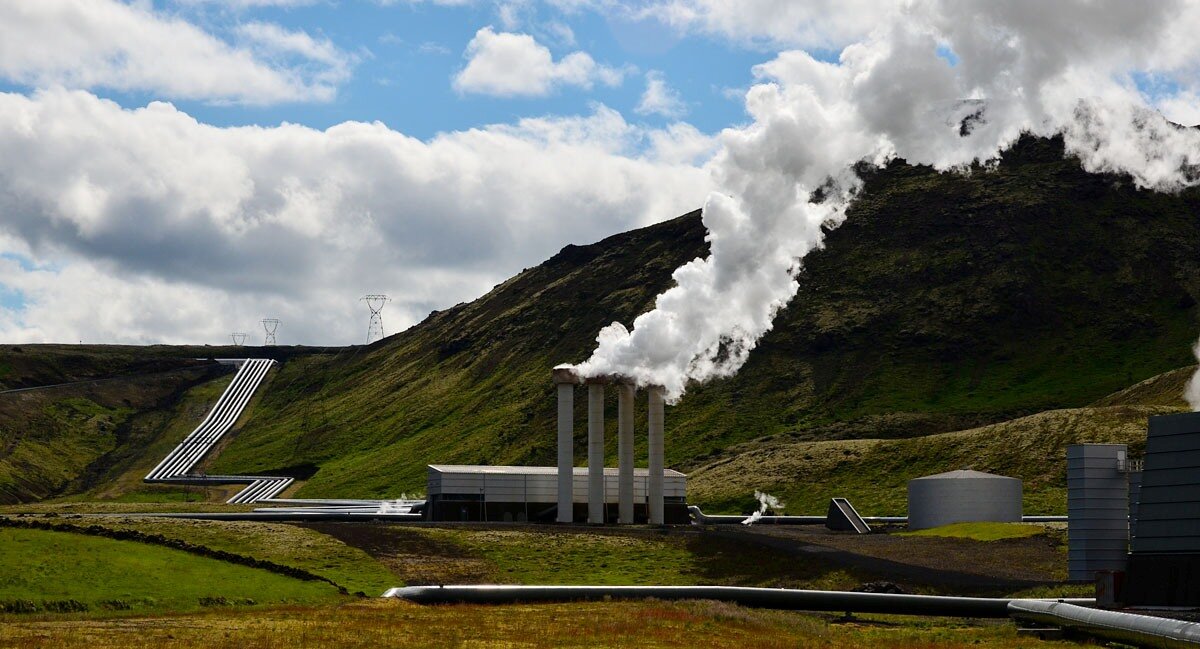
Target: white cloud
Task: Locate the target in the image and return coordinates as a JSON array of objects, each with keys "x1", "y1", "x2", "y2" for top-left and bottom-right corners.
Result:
[
  {"x1": 572, "y1": 0, "x2": 1200, "y2": 401},
  {"x1": 0, "y1": 89, "x2": 712, "y2": 345},
  {"x1": 453, "y1": 26, "x2": 629, "y2": 97},
  {"x1": 639, "y1": 0, "x2": 893, "y2": 50},
  {"x1": 0, "y1": 0, "x2": 353, "y2": 104},
  {"x1": 636, "y1": 70, "x2": 687, "y2": 118}
]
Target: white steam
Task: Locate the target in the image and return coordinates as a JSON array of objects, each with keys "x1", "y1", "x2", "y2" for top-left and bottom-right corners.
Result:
[
  {"x1": 569, "y1": 0, "x2": 1200, "y2": 402},
  {"x1": 742, "y1": 490, "x2": 785, "y2": 526}
]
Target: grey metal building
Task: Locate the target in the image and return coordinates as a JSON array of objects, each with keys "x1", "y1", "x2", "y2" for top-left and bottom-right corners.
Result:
[
  {"x1": 425, "y1": 465, "x2": 689, "y2": 523},
  {"x1": 1066, "y1": 444, "x2": 1133, "y2": 582},
  {"x1": 907, "y1": 469, "x2": 1022, "y2": 530},
  {"x1": 1125, "y1": 412, "x2": 1200, "y2": 606}
]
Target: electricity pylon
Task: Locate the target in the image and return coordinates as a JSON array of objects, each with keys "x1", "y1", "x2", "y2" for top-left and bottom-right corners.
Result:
[
  {"x1": 262, "y1": 319, "x2": 280, "y2": 346},
  {"x1": 361, "y1": 295, "x2": 389, "y2": 343},
  {"x1": 230, "y1": 332, "x2": 247, "y2": 346}
]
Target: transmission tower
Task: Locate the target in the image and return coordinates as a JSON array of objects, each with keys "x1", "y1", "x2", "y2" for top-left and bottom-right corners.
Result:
[
  {"x1": 230, "y1": 332, "x2": 247, "y2": 346},
  {"x1": 262, "y1": 319, "x2": 280, "y2": 346},
  {"x1": 361, "y1": 295, "x2": 390, "y2": 343}
]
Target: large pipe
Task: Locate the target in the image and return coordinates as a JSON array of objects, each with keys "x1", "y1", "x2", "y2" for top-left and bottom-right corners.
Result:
[
  {"x1": 688, "y1": 506, "x2": 1065, "y2": 526},
  {"x1": 617, "y1": 383, "x2": 635, "y2": 524},
  {"x1": 587, "y1": 382, "x2": 605, "y2": 524},
  {"x1": 553, "y1": 369, "x2": 575, "y2": 524},
  {"x1": 1008, "y1": 599, "x2": 1200, "y2": 648},
  {"x1": 647, "y1": 386, "x2": 665, "y2": 525},
  {"x1": 385, "y1": 585, "x2": 1092, "y2": 619}
]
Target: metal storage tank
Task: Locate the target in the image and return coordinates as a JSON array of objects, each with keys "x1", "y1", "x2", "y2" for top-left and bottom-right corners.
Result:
[{"x1": 907, "y1": 469, "x2": 1022, "y2": 530}]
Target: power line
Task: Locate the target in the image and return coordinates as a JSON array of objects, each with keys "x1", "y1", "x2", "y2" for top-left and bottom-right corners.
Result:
[
  {"x1": 262, "y1": 319, "x2": 280, "y2": 346},
  {"x1": 361, "y1": 295, "x2": 389, "y2": 344}
]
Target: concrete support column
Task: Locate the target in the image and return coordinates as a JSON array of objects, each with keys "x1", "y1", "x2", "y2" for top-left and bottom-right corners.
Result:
[
  {"x1": 647, "y1": 386, "x2": 665, "y2": 525},
  {"x1": 553, "y1": 369, "x2": 575, "y2": 524},
  {"x1": 587, "y1": 382, "x2": 606, "y2": 524},
  {"x1": 617, "y1": 383, "x2": 635, "y2": 524}
]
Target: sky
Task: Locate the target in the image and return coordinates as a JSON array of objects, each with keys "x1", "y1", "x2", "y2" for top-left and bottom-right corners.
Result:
[{"x1": 0, "y1": 0, "x2": 1198, "y2": 349}]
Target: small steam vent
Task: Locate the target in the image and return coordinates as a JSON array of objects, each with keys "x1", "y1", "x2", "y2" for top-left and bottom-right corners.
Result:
[{"x1": 907, "y1": 469, "x2": 1022, "y2": 530}]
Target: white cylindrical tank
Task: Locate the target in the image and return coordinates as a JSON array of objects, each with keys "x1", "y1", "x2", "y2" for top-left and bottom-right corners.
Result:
[{"x1": 907, "y1": 469, "x2": 1022, "y2": 530}]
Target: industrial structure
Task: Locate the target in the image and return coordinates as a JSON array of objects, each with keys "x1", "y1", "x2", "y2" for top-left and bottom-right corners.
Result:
[
  {"x1": 1066, "y1": 444, "x2": 1140, "y2": 582},
  {"x1": 424, "y1": 465, "x2": 687, "y2": 522},
  {"x1": 1123, "y1": 411, "x2": 1200, "y2": 606},
  {"x1": 362, "y1": 294, "x2": 389, "y2": 343},
  {"x1": 262, "y1": 318, "x2": 280, "y2": 346},
  {"x1": 552, "y1": 367, "x2": 671, "y2": 525},
  {"x1": 907, "y1": 469, "x2": 1022, "y2": 530}
]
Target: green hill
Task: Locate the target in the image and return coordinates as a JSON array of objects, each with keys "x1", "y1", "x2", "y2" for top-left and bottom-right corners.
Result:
[
  {"x1": 3, "y1": 135, "x2": 1199, "y2": 509},
  {"x1": 203, "y1": 135, "x2": 1200, "y2": 502}
]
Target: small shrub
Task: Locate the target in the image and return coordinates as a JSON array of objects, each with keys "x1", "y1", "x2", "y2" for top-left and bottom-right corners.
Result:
[
  {"x1": 42, "y1": 599, "x2": 88, "y2": 613},
  {"x1": 0, "y1": 599, "x2": 40, "y2": 614},
  {"x1": 99, "y1": 599, "x2": 132, "y2": 611}
]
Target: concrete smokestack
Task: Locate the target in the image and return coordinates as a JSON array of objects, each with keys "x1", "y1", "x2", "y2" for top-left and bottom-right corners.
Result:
[
  {"x1": 552, "y1": 367, "x2": 576, "y2": 524},
  {"x1": 647, "y1": 385, "x2": 665, "y2": 525},
  {"x1": 617, "y1": 383, "x2": 635, "y2": 524},
  {"x1": 587, "y1": 380, "x2": 606, "y2": 524}
]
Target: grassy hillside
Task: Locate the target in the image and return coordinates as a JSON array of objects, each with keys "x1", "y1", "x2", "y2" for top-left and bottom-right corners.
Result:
[
  {"x1": 206, "y1": 135, "x2": 1200, "y2": 499},
  {"x1": 0, "y1": 365, "x2": 231, "y2": 503},
  {"x1": 0, "y1": 526, "x2": 340, "y2": 615}
]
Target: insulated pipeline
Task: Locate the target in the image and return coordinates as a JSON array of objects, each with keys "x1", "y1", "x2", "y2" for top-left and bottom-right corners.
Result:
[
  {"x1": 688, "y1": 506, "x2": 1066, "y2": 525},
  {"x1": 1008, "y1": 600, "x2": 1200, "y2": 648},
  {"x1": 384, "y1": 585, "x2": 1089, "y2": 618}
]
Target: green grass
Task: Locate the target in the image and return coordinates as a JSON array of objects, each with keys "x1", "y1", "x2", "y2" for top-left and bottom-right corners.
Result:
[
  {"x1": 897, "y1": 522, "x2": 1047, "y2": 542},
  {"x1": 0, "y1": 527, "x2": 342, "y2": 616},
  {"x1": 373, "y1": 526, "x2": 865, "y2": 590},
  {"x1": 19, "y1": 517, "x2": 399, "y2": 596}
]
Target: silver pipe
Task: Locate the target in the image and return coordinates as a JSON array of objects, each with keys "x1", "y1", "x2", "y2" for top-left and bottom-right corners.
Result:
[
  {"x1": 385, "y1": 585, "x2": 1091, "y2": 619},
  {"x1": 1008, "y1": 599, "x2": 1200, "y2": 648},
  {"x1": 689, "y1": 506, "x2": 1065, "y2": 526}
]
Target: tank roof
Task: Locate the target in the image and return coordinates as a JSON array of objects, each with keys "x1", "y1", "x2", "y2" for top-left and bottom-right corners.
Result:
[{"x1": 911, "y1": 469, "x2": 1016, "y2": 481}]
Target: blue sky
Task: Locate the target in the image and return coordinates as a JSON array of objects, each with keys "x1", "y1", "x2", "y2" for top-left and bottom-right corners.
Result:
[{"x1": 0, "y1": 2, "x2": 772, "y2": 139}]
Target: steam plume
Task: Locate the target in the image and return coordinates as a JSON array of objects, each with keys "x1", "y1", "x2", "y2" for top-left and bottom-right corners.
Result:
[
  {"x1": 569, "y1": 0, "x2": 1200, "y2": 402},
  {"x1": 742, "y1": 490, "x2": 785, "y2": 526}
]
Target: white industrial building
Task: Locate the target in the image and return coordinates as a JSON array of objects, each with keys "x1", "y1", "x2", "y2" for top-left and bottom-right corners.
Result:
[{"x1": 425, "y1": 465, "x2": 688, "y2": 523}]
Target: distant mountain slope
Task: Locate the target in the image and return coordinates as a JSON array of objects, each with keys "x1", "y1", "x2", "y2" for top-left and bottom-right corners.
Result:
[{"x1": 209, "y1": 135, "x2": 1200, "y2": 501}]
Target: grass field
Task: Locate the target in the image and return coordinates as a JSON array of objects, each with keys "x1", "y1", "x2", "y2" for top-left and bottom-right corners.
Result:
[
  {"x1": 0, "y1": 598, "x2": 1092, "y2": 648},
  {"x1": 0, "y1": 527, "x2": 343, "y2": 616},
  {"x1": 323, "y1": 525, "x2": 867, "y2": 590},
  {"x1": 898, "y1": 523, "x2": 1049, "y2": 542},
  {"x1": 14, "y1": 517, "x2": 399, "y2": 596}
]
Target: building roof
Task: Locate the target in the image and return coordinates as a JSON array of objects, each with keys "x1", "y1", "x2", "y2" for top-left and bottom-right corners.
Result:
[
  {"x1": 911, "y1": 469, "x2": 1016, "y2": 481},
  {"x1": 428, "y1": 464, "x2": 686, "y2": 477}
]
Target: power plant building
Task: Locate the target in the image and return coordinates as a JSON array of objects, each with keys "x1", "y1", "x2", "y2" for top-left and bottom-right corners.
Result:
[
  {"x1": 1124, "y1": 412, "x2": 1200, "y2": 606},
  {"x1": 907, "y1": 469, "x2": 1022, "y2": 530},
  {"x1": 424, "y1": 465, "x2": 689, "y2": 523}
]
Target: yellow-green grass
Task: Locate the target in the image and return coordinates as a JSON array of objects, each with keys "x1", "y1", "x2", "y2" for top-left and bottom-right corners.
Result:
[
  {"x1": 16, "y1": 517, "x2": 399, "y2": 596},
  {"x1": 0, "y1": 527, "x2": 342, "y2": 616},
  {"x1": 0, "y1": 598, "x2": 1092, "y2": 648},
  {"x1": 688, "y1": 403, "x2": 1178, "y2": 516},
  {"x1": 362, "y1": 526, "x2": 867, "y2": 590},
  {"x1": 897, "y1": 522, "x2": 1048, "y2": 542}
]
